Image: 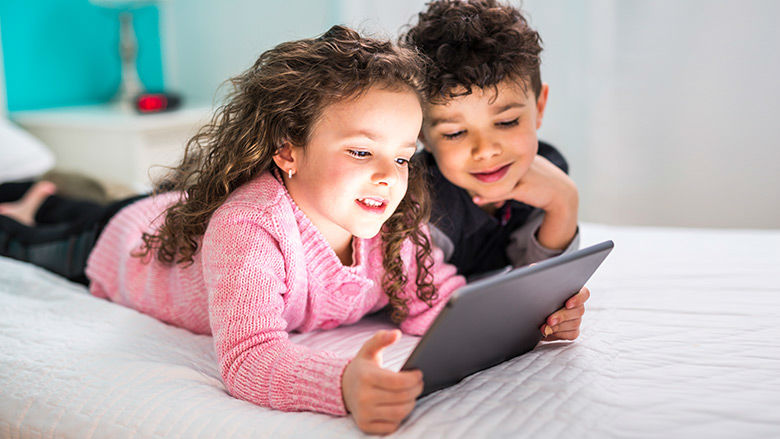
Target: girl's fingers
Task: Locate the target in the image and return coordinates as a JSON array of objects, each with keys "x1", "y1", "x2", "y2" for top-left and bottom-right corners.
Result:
[
  {"x1": 357, "y1": 330, "x2": 401, "y2": 363},
  {"x1": 363, "y1": 420, "x2": 401, "y2": 436},
  {"x1": 371, "y1": 368, "x2": 423, "y2": 392},
  {"x1": 370, "y1": 400, "x2": 417, "y2": 423},
  {"x1": 375, "y1": 381, "x2": 424, "y2": 405}
]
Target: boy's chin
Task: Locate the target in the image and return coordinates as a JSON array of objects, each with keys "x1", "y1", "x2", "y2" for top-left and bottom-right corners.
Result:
[{"x1": 471, "y1": 183, "x2": 515, "y2": 201}]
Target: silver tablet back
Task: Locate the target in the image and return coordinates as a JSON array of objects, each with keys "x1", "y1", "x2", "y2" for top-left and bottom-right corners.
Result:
[{"x1": 402, "y1": 240, "x2": 614, "y2": 397}]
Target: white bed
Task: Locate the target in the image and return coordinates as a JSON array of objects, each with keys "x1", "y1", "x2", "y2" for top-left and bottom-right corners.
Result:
[{"x1": 1, "y1": 223, "x2": 779, "y2": 438}]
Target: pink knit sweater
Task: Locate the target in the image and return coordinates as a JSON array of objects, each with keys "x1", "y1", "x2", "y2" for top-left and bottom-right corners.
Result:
[{"x1": 85, "y1": 171, "x2": 465, "y2": 416}]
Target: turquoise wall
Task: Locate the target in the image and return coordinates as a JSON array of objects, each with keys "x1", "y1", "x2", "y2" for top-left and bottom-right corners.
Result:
[{"x1": 0, "y1": 0, "x2": 164, "y2": 111}]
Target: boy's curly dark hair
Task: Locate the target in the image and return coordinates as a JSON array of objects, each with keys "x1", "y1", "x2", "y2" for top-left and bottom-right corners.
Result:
[
  {"x1": 137, "y1": 25, "x2": 437, "y2": 323},
  {"x1": 401, "y1": 0, "x2": 543, "y2": 103}
]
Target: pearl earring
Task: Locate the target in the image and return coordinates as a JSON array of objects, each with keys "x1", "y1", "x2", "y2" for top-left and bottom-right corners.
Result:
[{"x1": 288, "y1": 169, "x2": 294, "y2": 179}]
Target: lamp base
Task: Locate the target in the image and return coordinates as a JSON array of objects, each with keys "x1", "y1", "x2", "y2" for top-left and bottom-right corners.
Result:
[{"x1": 112, "y1": 11, "x2": 145, "y2": 112}]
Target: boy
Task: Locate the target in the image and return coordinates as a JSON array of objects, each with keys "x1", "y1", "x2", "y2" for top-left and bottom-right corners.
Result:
[{"x1": 403, "y1": 0, "x2": 585, "y2": 339}]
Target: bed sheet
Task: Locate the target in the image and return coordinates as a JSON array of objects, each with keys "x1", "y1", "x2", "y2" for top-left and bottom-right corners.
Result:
[{"x1": 1, "y1": 223, "x2": 779, "y2": 438}]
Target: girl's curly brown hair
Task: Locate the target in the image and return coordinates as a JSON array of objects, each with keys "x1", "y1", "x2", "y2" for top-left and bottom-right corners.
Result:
[
  {"x1": 138, "y1": 25, "x2": 437, "y2": 323},
  {"x1": 401, "y1": 0, "x2": 543, "y2": 103}
]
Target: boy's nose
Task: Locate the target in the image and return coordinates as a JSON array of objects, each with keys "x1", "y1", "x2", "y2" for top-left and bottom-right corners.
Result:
[{"x1": 471, "y1": 137, "x2": 502, "y2": 161}]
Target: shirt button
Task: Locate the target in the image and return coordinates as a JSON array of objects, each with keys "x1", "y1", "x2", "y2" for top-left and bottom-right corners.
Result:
[
  {"x1": 321, "y1": 319, "x2": 340, "y2": 330},
  {"x1": 342, "y1": 282, "x2": 361, "y2": 296}
]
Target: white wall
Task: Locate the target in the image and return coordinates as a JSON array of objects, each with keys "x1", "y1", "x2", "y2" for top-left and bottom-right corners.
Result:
[
  {"x1": 339, "y1": 0, "x2": 426, "y2": 37},
  {"x1": 524, "y1": 0, "x2": 780, "y2": 229}
]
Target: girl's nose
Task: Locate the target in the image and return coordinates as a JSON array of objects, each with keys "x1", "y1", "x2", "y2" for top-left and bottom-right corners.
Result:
[
  {"x1": 471, "y1": 135, "x2": 502, "y2": 161},
  {"x1": 371, "y1": 159, "x2": 399, "y2": 187}
]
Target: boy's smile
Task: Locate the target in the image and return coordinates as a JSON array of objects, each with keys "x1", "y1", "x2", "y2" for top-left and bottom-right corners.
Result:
[
  {"x1": 470, "y1": 162, "x2": 513, "y2": 183},
  {"x1": 420, "y1": 80, "x2": 549, "y2": 200}
]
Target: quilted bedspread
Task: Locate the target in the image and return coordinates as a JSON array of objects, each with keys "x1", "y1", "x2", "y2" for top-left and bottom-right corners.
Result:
[{"x1": 1, "y1": 223, "x2": 779, "y2": 438}]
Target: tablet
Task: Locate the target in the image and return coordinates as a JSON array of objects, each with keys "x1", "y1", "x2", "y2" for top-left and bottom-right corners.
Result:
[{"x1": 401, "y1": 240, "x2": 614, "y2": 397}]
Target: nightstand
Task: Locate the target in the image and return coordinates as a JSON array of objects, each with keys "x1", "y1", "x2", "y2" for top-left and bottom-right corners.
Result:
[{"x1": 11, "y1": 105, "x2": 212, "y2": 192}]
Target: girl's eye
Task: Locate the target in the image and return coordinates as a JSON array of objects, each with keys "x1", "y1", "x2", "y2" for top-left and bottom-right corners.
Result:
[
  {"x1": 497, "y1": 118, "x2": 519, "y2": 128},
  {"x1": 442, "y1": 130, "x2": 465, "y2": 140},
  {"x1": 347, "y1": 149, "x2": 371, "y2": 158},
  {"x1": 395, "y1": 157, "x2": 410, "y2": 166}
]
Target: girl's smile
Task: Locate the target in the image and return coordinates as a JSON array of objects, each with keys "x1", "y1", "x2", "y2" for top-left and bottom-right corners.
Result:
[{"x1": 355, "y1": 196, "x2": 388, "y2": 214}]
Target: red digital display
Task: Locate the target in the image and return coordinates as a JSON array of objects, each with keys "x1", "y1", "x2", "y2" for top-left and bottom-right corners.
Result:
[{"x1": 136, "y1": 94, "x2": 168, "y2": 112}]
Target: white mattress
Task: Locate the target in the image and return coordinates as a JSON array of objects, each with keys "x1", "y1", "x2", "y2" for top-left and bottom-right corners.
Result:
[{"x1": 1, "y1": 223, "x2": 779, "y2": 438}]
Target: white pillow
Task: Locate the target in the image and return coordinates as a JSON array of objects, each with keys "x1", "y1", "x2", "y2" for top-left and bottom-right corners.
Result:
[{"x1": 0, "y1": 117, "x2": 55, "y2": 183}]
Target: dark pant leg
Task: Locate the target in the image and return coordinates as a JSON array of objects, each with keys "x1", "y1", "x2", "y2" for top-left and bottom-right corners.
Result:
[
  {"x1": 0, "y1": 194, "x2": 148, "y2": 285},
  {"x1": 35, "y1": 195, "x2": 107, "y2": 224},
  {"x1": 0, "y1": 181, "x2": 119, "y2": 224},
  {"x1": 0, "y1": 216, "x2": 99, "y2": 285},
  {"x1": 0, "y1": 181, "x2": 36, "y2": 203}
]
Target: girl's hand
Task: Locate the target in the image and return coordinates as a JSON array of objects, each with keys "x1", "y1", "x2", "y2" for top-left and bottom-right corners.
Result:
[
  {"x1": 342, "y1": 330, "x2": 424, "y2": 435},
  {"x1": 540, "y1": 287, "x2": 590, "y2": 341}
]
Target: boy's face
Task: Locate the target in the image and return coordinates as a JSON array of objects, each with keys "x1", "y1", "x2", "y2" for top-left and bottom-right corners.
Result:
[{"x1": 420, "y1": 80, "x2": 549, "y2": 200}]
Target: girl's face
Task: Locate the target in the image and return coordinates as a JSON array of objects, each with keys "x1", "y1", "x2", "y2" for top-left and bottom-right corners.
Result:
[{"x1": 280, "y1": 86, "x2": 422, "y2": 247}]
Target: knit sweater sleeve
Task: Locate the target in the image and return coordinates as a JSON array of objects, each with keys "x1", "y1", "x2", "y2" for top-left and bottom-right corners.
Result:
[
  {"x1": 202, "y1": 204, "x2": 350, "y2": 416},
  {"x1": 399, "y1": 232, "x2": 466, "y2": 336}
]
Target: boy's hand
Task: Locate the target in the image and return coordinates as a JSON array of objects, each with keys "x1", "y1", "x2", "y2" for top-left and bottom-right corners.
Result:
[
  {"x1": 540, "y1": 287, "x2": 589, "y2": 341},
  {"x1": 342, "y1": 330, "x2": 423, "y2": 435},
  {"x1": 473, "y1": 155, "x2": 579, "y2": 250},
  {"x1": 474, "y1": 155, "x2": 576, "y2": 212}
]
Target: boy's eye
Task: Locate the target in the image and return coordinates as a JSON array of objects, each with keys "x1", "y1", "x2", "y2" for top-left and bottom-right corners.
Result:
[
  {"x1": 497, "y1": 118, "x2": 519, "y2": 128},
  {"x1": 442, "y1": 130, "x2": 465, "y2": 140},
  {"x1": 347, "y1": 149, "x2": 371, "y2": 158}
]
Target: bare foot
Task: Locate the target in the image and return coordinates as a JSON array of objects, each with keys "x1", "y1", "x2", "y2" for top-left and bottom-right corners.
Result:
[{"x1": 0, "y1": 181, "x2": 57, "y2": 226}]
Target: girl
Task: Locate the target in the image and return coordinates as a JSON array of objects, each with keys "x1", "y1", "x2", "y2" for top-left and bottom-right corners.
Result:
[
  {"x1": 1, "y1": 26, "x2": 456, "y2": 435},
  {"x1": 0, "y1": 26, "x2": 586, "y2": 435}
]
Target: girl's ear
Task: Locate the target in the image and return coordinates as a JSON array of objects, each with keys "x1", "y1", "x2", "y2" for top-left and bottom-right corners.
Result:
[{"x1": 272, "y1": 141, "x2": 297, "y2": 174}]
